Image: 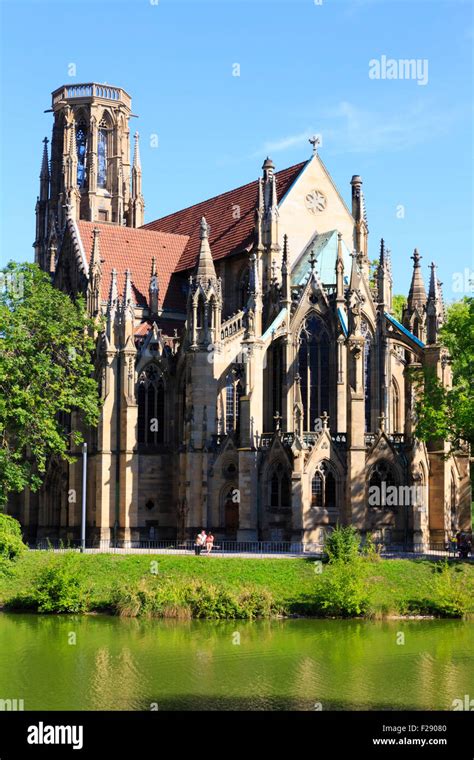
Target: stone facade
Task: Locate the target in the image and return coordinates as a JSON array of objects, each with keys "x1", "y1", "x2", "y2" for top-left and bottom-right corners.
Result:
[{"x1": 9, "y1": 83, "x2": 471, "y2": 547}]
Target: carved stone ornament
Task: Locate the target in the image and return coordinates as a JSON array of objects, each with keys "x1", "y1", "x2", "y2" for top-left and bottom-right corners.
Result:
[{"x1": 305, "y1": 189, "x2": 327, "y2": 214}]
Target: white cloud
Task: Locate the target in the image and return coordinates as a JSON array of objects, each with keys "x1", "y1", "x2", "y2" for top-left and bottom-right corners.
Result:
[
  {"x1": 251, "y1": 129, "x2": 315, "y2": 157},
  {"x1": 320, "y1": 100, "x2": 462, "y2": 154}
]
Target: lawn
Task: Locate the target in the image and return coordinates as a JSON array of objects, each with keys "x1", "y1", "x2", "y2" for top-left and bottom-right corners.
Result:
[{"x1": 0, "y1": 551, "x2": 473, "y2": 617}]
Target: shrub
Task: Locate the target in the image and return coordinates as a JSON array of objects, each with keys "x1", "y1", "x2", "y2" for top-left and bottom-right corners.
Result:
[
  {"x1": 362, "y1": 532, "x2": 382, "y2": 562},
  {"x1": 33, "y1": 553, "x2": 88, "y2": 613},
  {"x1": 0, "y1": 513, "x2": 27, "y2": 560},
  {"x1": 111, "y1": 578, "x2": 278, "y2": 619},
  {"x1": 429, "y1": 561, "x2": 471, "y2": 618},
  {"x1": 325, "y1": 525, "x2": 361, "y2": 563},
  {"x1": 314, "y1": 557, "x2": 370, "y2": 617}
]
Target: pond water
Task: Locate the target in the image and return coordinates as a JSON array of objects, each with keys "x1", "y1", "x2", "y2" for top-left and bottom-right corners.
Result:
[{"x1": 0, "y1": 613, "x2": 472, "y2": 711}]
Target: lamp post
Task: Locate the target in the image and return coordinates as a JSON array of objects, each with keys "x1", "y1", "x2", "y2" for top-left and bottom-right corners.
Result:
[{"x1": 81, "y1": 442, "x2": 87, "y2": 553}]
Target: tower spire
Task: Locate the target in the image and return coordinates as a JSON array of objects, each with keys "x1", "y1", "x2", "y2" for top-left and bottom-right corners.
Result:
[
  {"x1": 87, "y1": 227, "x2": 102, "y2": 316},
  {"x1": 426, "y1": 262, "x2": 444, "y2": 344},
  {"x1": 129, "y1": 131, "x2": 145, "y2": 228},
  {"x1": 407, "y1": 249, "x2": 427, "y2": 312},
  {"x1": 377, "y1": 238, "x2": 392, "y2": 309},
  {"x1": 195, "y1": 217, "x2": 217, "y2": 280},
  {"x1": 281, "y1": 234, "x2": 291, "y2": 310},
  {"x1": 40, "y1": 137, "x2": 50, "y2": 194}
]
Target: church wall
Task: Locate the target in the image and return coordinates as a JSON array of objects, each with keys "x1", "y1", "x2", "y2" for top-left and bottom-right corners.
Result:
[{"x1": 136, "y1": 453, "x2": 177, "y2": 539}]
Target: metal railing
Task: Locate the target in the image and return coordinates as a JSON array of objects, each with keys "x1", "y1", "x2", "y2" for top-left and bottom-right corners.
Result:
[{"x1": 27, "y1": 538, "x2": 471, "y2": 560}]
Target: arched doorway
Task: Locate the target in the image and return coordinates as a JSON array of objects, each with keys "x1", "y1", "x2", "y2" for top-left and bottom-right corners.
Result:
[{"x1": 223, "y1": 487, "x2": 239, "y2": 539}]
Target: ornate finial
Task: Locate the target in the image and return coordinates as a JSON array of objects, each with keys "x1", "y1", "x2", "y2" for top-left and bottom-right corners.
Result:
[
  {"x1": 282, "y1": 234, "x2": 289, "y2": 264},
  {"x1": 123, "y1": 269, "x2": 133, "y2": 306},
  {"x1": 108, "y1": 268, "x2": 118, "y2": 306},
  {"x1": 273, "y1": 410, "x2": 282, "y2": 433},
  {"x1": 309, "y1": 135, "x2": 321, "y2": 155},
  {"x1": 320, "y1": 411, "x2": 329, "y2": 429},
  {"x1": 309, "y1": 246, "x2": 317, "y2": 273},
  {"x1": 378, "y1": 412, "x2": 386, "y2": 432},
  {"x1": 200, "y1": 216, "x2": 209, "y2": 239},
  {"x1": 412, "y1": 248, "x2": 422, "y2": 266}
]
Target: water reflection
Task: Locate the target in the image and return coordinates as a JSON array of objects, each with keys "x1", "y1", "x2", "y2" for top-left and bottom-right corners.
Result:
[{"x1": 0, "y1": 614, "x2": 472, "y2": 711}]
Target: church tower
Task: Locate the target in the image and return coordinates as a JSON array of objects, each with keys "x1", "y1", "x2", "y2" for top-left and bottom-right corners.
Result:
[{"x1": 35, "y1": 83, "x2": 144, "y2": 271}]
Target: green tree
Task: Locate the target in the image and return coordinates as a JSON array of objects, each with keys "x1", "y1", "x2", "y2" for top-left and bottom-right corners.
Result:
[
  {"x1": 0, "y1": 262, "x2": 101, "y2": 507},
  {"x1": 411, "y1": 297, "x2": 474, "y2": 449},
  {"x1": 391, "y1": 294, "x2": 406, "y2": 321}
]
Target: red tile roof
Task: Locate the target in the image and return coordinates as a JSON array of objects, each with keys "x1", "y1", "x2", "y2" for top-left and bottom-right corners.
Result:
[
  {"x1": 143, "y1": 161, "x2": 308, "y2": 272},
  {"x1": 76, "y1": 221, "x2": 189, "y2": 313}
]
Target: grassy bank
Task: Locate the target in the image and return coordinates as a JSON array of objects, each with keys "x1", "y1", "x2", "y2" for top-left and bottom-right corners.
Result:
[{"x1": 0, "y1": 551, "x2": 473, "y2": 619}]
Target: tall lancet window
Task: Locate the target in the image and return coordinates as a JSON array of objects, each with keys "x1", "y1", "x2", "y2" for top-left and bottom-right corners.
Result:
[
  {"x1": 76, "y1": 120, "x2": 88, "y2": 188},
  {"x1": 361, "y1": 319, "x2": 372, "y2": 432},
  {"x1": 225, "y1": 372, "x2": 243, "y2": 434},
  {"x1": 97, "y1": 118, "x2": 109, "y2": 189},
  {"x1": 298, "y1": 314, "x2": 330, "y2": 431},
  {"x1": 137, "y1": 365, "x2": 165, "y2": 446}
]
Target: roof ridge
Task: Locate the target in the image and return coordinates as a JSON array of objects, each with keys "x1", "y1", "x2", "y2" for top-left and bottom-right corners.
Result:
[
  {"x1": 77, "y1": 219, "x2": 189, "y2": 241},
  {"x1": 144, "y1": 160, "x2": 308, "y2": 228}
]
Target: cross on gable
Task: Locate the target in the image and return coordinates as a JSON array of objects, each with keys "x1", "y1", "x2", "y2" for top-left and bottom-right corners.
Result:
[{"x1": 309, "y1": 135, "x2": 321, "y2": 155}]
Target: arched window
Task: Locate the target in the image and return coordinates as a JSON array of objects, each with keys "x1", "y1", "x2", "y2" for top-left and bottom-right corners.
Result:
[
  {"x1": 269, "y1": 463, "x2": 291, "y2": 508},
  {"x1": 137, "y1": 365, "x2": 165, "y2": 445},
  {"x1": 392, "y1": 379, "x2": 400, "y2": 433},
  {"x1": 361, "y1": 319, "x2": 372, "y2": 432},
  {"x1": 311, "y1": 472, "x2": 323, "y2": 507},
  {"x1": 97, "y1": 116, "x2": 110, "y2": 189},
  {"x1": 298, "y1": 314, "x2": 330, "y2": 431},
  {"x1": 311, "y1": 463, "x2": 337, "y2": 509},
  {"x1": 368, "y1": 461, "x2": 396, "y2": 508},
  {"x1": 225, "y1": 373, "x2": 243, "y2": 433},
  {"x1": 76, "y1": 119, "x2": 88, "y2": 188},
  {"x1": 272, "y1": 340, "x2": 283, "y2": 427}
]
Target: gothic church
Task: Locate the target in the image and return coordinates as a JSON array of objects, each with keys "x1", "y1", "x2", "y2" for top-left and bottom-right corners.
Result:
[{"x1": 9, "y1": 82, "x2": 471, "y2": 546}]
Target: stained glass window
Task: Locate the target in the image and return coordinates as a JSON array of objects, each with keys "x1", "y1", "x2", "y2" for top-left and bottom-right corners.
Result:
[
  {"x1": 97, "y1": 124, "x2": 108, "y2": 188},
  {"x1": 225, "y1": 375, "x2": 242, "y2": 433},
  {"x1": 76, "y1": 122, "x2": 87, "y2": 188},
  {"x1": 137, "y1": 365, "x2": 165, "y2": 446},
  {"x1": 298, "y1": 315, "x2": 330, "y2": 430}
]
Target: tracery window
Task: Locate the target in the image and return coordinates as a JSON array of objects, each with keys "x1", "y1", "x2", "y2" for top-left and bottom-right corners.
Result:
[
  {"x1": 76, "y1": 120, "x2": 88, "y2": 188},
  {"x1": 269, "y1": 463, "x2": 291, "y2": 507},
  {"x1": 225, "y1": 372, "x2": 243, "y2": 434},
  {"x1": 272, "y1": 340, "x2": 283, "y2": 428},
  {"x1": 137, "y1": 365, "x2": 165, "y2": 445},
  {"x1": 298, "y1": 314, "x2": 330, "y2": 430},
  {"x1": 311, "y1": 463, "x2": 336, "y2": 509},
  {"x1": 368, "y1": 461, "x2": 396, "y2": 508},
  {"x1": 97, "y1": 118, "x2": 109, "y2": 189}
]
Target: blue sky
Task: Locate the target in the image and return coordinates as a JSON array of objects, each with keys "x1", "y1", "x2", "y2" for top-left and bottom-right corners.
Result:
[{"x1": 0, "y1": 0, "x2": 472, "y2": 301}]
